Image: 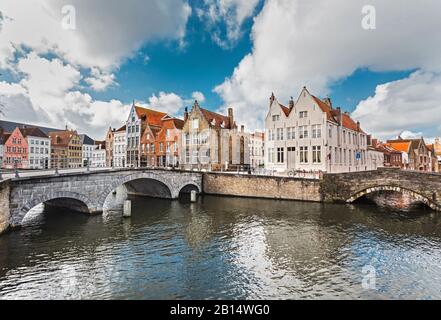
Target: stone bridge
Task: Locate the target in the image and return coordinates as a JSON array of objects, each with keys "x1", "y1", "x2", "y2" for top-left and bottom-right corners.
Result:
[
  {"x1": 2, "y1": 167, "x2": 441, "y2": 235},
  {"x1": 321, "y1": 168, "x2": 441, "y2": 211},
  {"x1": 1, "y1": 168, "x2": 202, "y2": 230}
]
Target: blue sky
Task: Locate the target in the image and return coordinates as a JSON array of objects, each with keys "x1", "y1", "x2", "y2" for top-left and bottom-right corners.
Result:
[
  {"x1": 1, "y1": 0, "x2": 441, "y2": 140},
  {"x1": 92, "y1": 8, "x2": 412, "y2": 114},
  {"x1": 91, "y1": 11, "x2": 255, "y2": 109}
]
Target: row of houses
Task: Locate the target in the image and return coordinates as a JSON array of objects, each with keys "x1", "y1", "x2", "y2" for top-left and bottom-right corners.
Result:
[
  {"x1": 105, "y1": 101, "x2": 259, "y2": 171},
  {"x1": 0, "y1": 121, "x2": 110, "y2": 169},
  {"x1": 1, "y1": 86, "x2": 440, "y2": 174},
  {"x1": 264, "y1": 87, "x2": 441, "y2": 174},
  {"x1": 372, "y1": 137, "x2": 441, "y2": 172}
]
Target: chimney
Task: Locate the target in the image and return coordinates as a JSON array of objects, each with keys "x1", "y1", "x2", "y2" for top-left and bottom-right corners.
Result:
[
  {"x1": 269, "y1": 93, "x2": 275, "y2": 106},
  {"x1": 184, "y1": 107, "x2": 189, "y2": 122},
  {"x1": 357, "y1": 121, "x2": 361, "y2": 132},
  {"x1": 241, "y1": 125, "x2": 245, "y2": 133},
  {"x1": 336, "y1": 107, "x2": 342, "y2": 125},
  {"x1": 228, "y1": 107, "x2": 234, "y2": 127},
  {"x1": 289, "y1": 97, "x2": 294, "y2": 109},
  {"x1": 323, "y1": 97, "x2": 332, "y2": 108}
]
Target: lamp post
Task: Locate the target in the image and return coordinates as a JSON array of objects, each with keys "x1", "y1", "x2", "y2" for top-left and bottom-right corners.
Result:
[
  {"x1": 14, "y1": 159, "x2": 19, "y2": 178},
  {"x1": 87, "y1": 156, "x2": 90, "y2": 172}
]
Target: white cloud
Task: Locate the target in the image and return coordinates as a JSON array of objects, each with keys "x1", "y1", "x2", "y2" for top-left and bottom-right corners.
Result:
[
  {"x1": 197, "y1": 0, "x2": 260, "y2": 48},
  {"x1": 85, "y1": 68, "x2": 116, "y2": 92},
  {"x1": 0, "y1": 0, "x2": 192, "y2": 70},
  {"x1": 143, "y1": 92, "x2": 185, "y2": 116},
  {"x1": 191, "y1": 91, "x2": 206, "y2": 103},
  {"x1": 0, "y1": 54, "x2": 129, "y2": 139},
  {"x1": 215, "y1": 0, "x2": 441, "y2": 132},
  {"x1": 0, "y1": 0, "x2": 192, "y2": 138},
  {"x1": 352, "y1": 71, "x2": 441, "y2": 140}
]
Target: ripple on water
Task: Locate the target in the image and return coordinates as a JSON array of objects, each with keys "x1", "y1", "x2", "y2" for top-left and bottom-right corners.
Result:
[{"x1": 1, "y1": 196, "x2": 441, "y2": 299}]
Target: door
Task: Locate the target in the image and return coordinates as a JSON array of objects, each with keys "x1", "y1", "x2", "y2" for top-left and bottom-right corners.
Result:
[{"x1": 287, "y1": 147, "x2": 296, "y2": 169}]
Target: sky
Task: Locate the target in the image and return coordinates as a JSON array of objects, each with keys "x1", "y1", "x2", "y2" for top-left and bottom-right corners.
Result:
[{"x1": 0, "y1": 0, "x2": 441, "y2": 141}]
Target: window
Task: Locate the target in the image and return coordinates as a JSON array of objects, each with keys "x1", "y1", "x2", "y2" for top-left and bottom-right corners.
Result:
[
  {"x1": 166, "y1": 130, "x2": 170, "y2": 138},
  {"x1": 299, "y1": 126, "x2": 308, "y2": 139},
  {"x1": 185, "y1": 133, "x2": 190, "y2": 145},
  {"x1": 200, "y1": 132, "x2": 209, "y2": 144},
  {"x1": 192, "y1": 119, "x2": 199, "y2": 129},
  {"x1": 299, "y1": 111, "x2": 308, "y2": 118},
  {"x1": 300, "y1": 147, "x2": 308, "y2": 163},
  {"x1": 192, "y1": 133, "x2": 199, "y2": 144},
  {"x1": 272, "y1": 115, "x2": 280, "y2": 122},
  {"x1": 312, "y1": 146, "x2": 321, "y2": 163},
  {"x1": 268, "y1": 148, "x2": 275, "y2": 163},
  {"x1": 277, "y1": 148, "x2": 284, "y2": 163},
  {"x1": 312, "y1": 125, "x2": 322, "y2": 138},
  {"x1": 287, "y1": 127, "x2": 295, "y2": 140},
  {"x1": 276, "y1": 128, "x2": 284, "y2": 141}
]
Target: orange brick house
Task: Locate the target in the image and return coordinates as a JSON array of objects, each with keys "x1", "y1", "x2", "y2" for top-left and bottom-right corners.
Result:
[
  {"x1": 140, "y1": 123, "x2": 161, "y2": 167},
  {"x1": 387, "y1": 137, "x2": 432, "y2": 171},
  {"x1": 3, "y1": 127, "x2": 29, "y2": 169},
  {"x1": 155, "y1": 116, "x2": 184, "y2": 167}
]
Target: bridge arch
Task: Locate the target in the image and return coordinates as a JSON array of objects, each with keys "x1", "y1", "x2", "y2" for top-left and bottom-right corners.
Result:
[
  {"x1": 14, "y1": 191, "x2": 96, "y2": 227},
  {"x1": 98, "y1": 171, "x2": 176, "y2": 207},
  {"x1": 346, "y1": 185, "x2": 440, "y2": 211}
]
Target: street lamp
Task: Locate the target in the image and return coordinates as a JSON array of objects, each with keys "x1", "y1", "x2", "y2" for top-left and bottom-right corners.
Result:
[{"x1": 14, "y1": 159, "x2": 19, "y2": 178}]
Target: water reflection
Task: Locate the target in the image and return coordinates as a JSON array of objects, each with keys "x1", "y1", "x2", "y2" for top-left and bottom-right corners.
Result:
[{"x1": 0, "y1": 196, "x2": 441, "y2": 299}]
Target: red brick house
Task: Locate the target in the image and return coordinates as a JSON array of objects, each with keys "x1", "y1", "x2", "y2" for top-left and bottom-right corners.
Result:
[
  {"x1": 3, "y1": 127, "x2": 29, "y2": 169},
  {"x1": 140, "y1": 124, "x2": 161, "y2": 167},
  {"x1": 155, "y1": 115, "x2": 184, "y2": 167}
]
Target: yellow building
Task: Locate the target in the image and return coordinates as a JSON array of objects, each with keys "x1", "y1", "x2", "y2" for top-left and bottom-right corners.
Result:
[{"x1": 49, "y1": 129, "x2": 82, "y2": 169}]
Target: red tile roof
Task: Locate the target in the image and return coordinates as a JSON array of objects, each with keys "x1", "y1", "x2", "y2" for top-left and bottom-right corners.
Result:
[
  {"x1": 278, "y1": 103, "x2": 290, "y2": 117},
  {"x1": 116, "y1": 125, "x2": 126, "y2": 132},
  {"x1": 135, "y1": 106, "x2": 167, "y2": 127},
  {"x1": 200, "y1": 108, "x2": 233, "y2": 129},
  {"x1": 311, "y1": 95, "x2": 338, "y2": 124},
  {"x1": 49, "y1": 130, "x2": 78, "y2": 147},
  {"x1": 386, "y1": 141, "x2": 411, "y2": 153}
]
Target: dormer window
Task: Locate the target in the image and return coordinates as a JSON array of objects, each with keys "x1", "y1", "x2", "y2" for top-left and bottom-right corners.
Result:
[
  {"x1": 211, "y1": 119, "x2": 216, "y2": 126},
  {"x1": 192, "y1": 119, "x2": 199, "y2": 129},
  {"x1": 221, "y1": 121, "x2": 225, "y2": 128}
]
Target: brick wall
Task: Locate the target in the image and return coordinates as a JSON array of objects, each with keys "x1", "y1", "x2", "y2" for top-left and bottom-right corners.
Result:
[{"x1": 203, "y1": 173, "x2": 322, "y2": 202}]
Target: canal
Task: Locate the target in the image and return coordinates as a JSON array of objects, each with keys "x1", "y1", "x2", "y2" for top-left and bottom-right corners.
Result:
[{"x1": 1, "y1": 195, "x2": 441, "y2": 299}]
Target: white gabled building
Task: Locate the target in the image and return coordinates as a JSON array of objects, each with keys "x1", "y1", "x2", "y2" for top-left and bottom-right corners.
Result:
[
  {"x1": 80, "y1": 134, "x2": 95, "y2": 167},
  {"x1": 20, "y1": 127, "x2": 51, "y2": 169},
  {"x1": 92, "y1": 141, "x2": 106, "y2": 168},
  {"x1": 250, "y1": 132, "x2": 265, "y2": 169},
  {"x1": 265, "y1": 87, "x2": 376, "y2": 174},
  {"x1": 113, "y1": 125, "x2": 127, "y2": 168}
]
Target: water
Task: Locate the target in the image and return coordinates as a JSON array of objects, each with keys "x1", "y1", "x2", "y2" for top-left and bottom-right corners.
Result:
[{"x1": 1, "y1": 195, "x2": 441, "y2": 300}]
